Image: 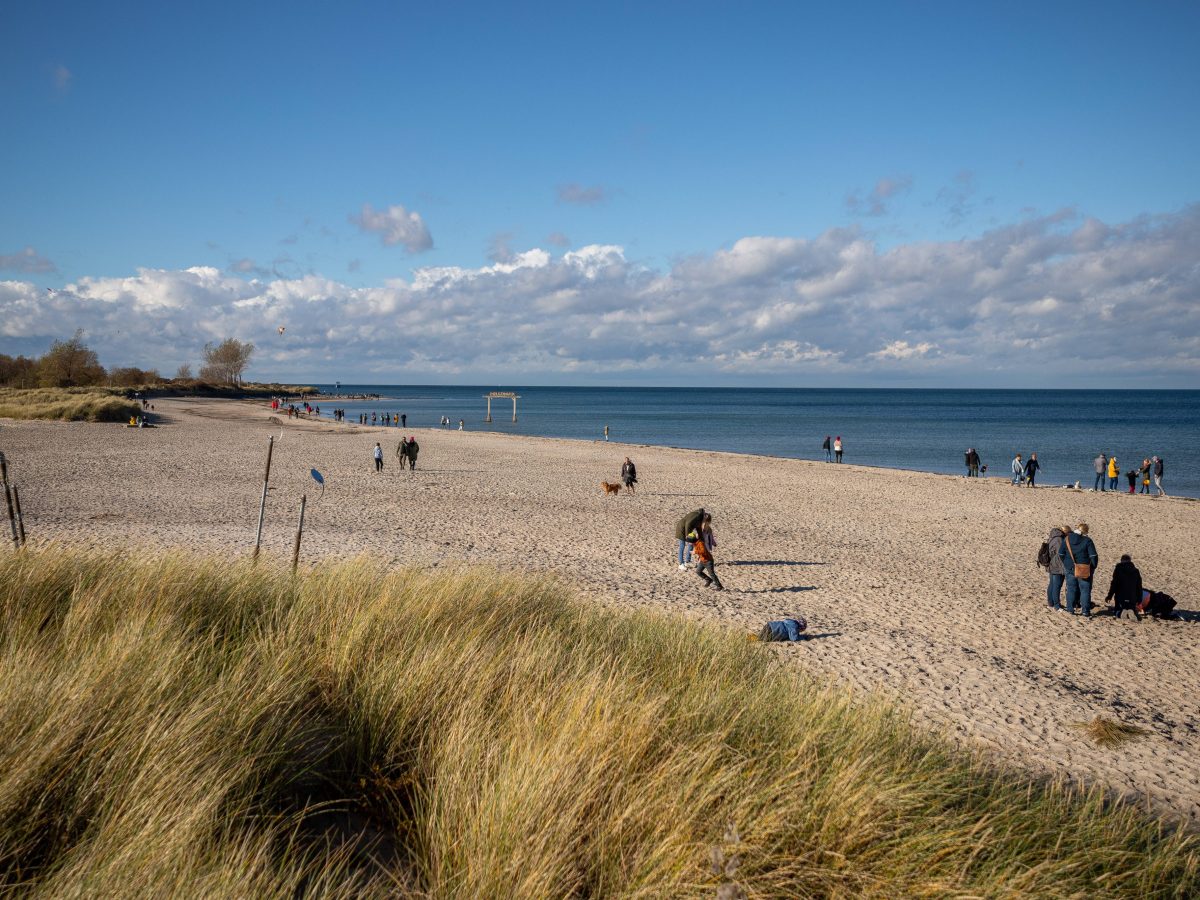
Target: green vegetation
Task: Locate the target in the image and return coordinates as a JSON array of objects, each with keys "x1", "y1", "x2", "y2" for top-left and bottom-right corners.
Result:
[
  {"x1": 0, "y1": 386, "x2": 141, "y2": 422},
  {"x1": 0, "y1": 549, "x2": 1195, "y2": 897}
]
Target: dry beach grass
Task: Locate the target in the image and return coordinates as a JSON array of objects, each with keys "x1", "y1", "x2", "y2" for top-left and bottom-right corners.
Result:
[
  {"x1": 0, "y1": 549, "x2": 1196, "y2": 897},
  {"x1": 2, "y1": 396, "x2": 1199, "y2": 833}
]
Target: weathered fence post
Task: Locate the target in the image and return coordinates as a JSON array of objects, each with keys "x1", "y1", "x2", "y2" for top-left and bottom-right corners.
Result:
[
  {"x1": 291, "y1": 494, "x2": 307, "y2": 573},
  {"x1": 252, "y1": 435, "x2": 275, "y2": 561},
  {"x1": 3, "y1": 484, "x2": 16, "y2": 549},
  {"x1": 11, "y1": 486, "x2": 26, "y2": 548}
]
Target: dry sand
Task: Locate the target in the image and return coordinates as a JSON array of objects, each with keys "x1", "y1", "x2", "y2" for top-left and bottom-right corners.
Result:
[{"x1": 3, "y1": 398, "x2": 1198, "y2": 825}]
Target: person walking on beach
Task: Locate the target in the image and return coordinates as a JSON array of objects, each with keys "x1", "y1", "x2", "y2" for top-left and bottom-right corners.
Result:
[
  {"x1": 964, "y1": 448, "x2": 973, "y2": 477},
  {"x1": 1093, "y1": 453, "x2": 1107, "y2": 491},
  {"x1": 834, "y1": 436, "x2": 843, "y2": 463},
  {"x1": 1011, "y1": 453, "x2": 1024, "y2": 485},
  {"x1": 967, "y1": 448, "x2": 980, "y2": 477},
  {"x1": 401, "y1": 413, "x2": 406, "y2": 428},
  {"x1": 621, "y1": 456, "x2": 637, "y2": 494},
  {"x1": 458, "y1": 419, "x2": 465, "y2": 431},
  {"x1": 691, "y1": 513, "x2": 724, "y2": 591},
  {"x1": 407, "y1": 437, "x2": 419, "y2": 472},
  {"x1": 1024, "y1": 452, "x2": 1040, "y2": 488},
  {"x1": 1107, "y1": 455, "x2": 1120, "y2": 491},
  {"x1": 823, "y1": 435, "x2": 832, "y2": 462},
  {"x1": 1153, "y1": 456, "x2": 1166, "y2": 496},
  {"x1": 1140, "y1": 458, "x2": 1152, "y2": 494},
  {"x1": 1045, "y1": 525, "x2": 1069, "y2": 610},
  {"x1": 395, "y1": 439, "x2": 409, "y2": 470},
  {"x1": 604, "y1": 424, "x2": 610, "y2": 442},
  {"x1": 1060, "y1": 523, "x2": 1098, "y2": 617},
  {"x1": 674, "y1": 508, "x2": 705, "y2": 570},
  {"x1": 373, "y1": 442, "x2": 384, "y2": 474}
]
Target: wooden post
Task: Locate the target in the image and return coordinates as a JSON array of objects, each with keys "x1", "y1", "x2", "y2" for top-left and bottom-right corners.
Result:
[
  {"x1": 2, "y1": 484, "x2": 16, "y2": 549},
  {"x1": 291, "y1": 494, "x2": 307, "y2": 573},
  {"x1": 512, "y1": 395, "x2": 518, "y2": 422},
  {"x1": 252, "y1": 435, "x2": 275, "y2": 561},
  {"x1": 485, "y1": 395, "x2": 492, "y2": 423},
  {"x1": 12, "y1": 486, "x2": 25, "y2": 547}
]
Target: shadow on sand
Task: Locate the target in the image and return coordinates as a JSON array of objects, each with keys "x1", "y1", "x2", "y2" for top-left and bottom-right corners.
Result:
[{"x1": 728, "y1": 560, "x2": 826, "y2": 567}]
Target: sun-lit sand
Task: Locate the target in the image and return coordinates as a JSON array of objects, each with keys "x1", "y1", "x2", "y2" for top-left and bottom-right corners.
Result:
[{"x1": 3, "y1": 397, "x2": 1198, "y2": 825}]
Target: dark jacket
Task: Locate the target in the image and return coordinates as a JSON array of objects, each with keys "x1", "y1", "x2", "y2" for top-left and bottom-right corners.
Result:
[
  {"x1": 675, "y1": 508, "x2": 705, "y2": 541},
  {"x1": 621, "y1": 461, "x2": 637, "y2": 483},
  {"x1": 1059, "y1": 532, "x2": 1098, "y2": 578},
  {"x1": 1104, "y1": 559, "x2": 1143, "y2": 610},
  {"x1": 1047, "y1": 529, "x2": 1066, "y2": 576},
  {"x1": 1025, "y1": 457, "x2": 1040, "y2": 476},
  {"x1": 1154, "y1": 458, "x2": 1163, "y2": 477},
  {"x1": 822, "y1": 437, "x2": 831, "y2": 450}
]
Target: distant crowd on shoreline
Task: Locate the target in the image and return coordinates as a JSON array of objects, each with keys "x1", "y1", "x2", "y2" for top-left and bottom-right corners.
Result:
[{"x1": 959, "y1": 447, "x2": 1168, "y2": 497}]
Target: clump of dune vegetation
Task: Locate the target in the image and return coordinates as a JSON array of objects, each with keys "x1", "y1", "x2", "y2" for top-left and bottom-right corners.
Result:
[
  {"x1": 1075, "y1": 715, "x2": 1151, "y2": 749},
  {"x1": 0, "y1": 548, "x2": 1195, "y2": 897},
  {"x1": 0, "y1": 386, "x2": 141, "y2": 422}
]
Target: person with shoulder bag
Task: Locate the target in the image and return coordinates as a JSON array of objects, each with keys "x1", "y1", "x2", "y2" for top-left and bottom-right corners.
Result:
[{"x1": 1059, "y1": 522, "x2": 1099, "y2": 617}]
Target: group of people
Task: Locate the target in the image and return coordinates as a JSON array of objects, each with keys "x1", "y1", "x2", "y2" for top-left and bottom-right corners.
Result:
[
  {"x1": 439, "y1": 416, "x2": 464, "y2": 430},
  {"x1": 371, "y1": 437, "x2": 420, "y2": 473},
  {"x1": 963, "y1": 448, "x2": 987, "y2": 477},
  {"x1": 1041, "y1": 524, "x2": 1176, "y2": 619},
  {"x1": 363, "y1": 412, "x2": 407, "y2": 427},
  {"x1": 821, "y1": 436, "x2": 844, "y2": 463},
  {"x1": 1010, "y1": 452, "x2": 1041, "y2": 487},
  {"x1": 1093, "y1": 453, "x2": 1166, "y2": 496},
  {"x1": 674, "y1": 508, "x2": 723, "y2": 590}
]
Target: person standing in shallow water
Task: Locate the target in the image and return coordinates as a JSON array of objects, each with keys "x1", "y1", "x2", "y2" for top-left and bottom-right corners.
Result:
[
  {"x1": 823, "y1": 435, "x2": 832, "y2": 462},
  {"x1": 833, "y1": 436, "x2": 843, "y2": 463}
]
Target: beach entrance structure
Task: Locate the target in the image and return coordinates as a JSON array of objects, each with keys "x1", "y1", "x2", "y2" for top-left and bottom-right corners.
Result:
[{"x1": 484, "y1": 391, "x2": 520, "y2": 423}]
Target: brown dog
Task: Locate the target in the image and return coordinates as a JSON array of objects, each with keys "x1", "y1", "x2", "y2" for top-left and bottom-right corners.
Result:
[{"x1": 601, "y1": 480, "x2": 621, "y2": 496}]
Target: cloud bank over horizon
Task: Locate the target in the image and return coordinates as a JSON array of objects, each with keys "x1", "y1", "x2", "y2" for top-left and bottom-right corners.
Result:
[{"x1": 2, "y1": 205, "x2": 1198, "y2": 387}]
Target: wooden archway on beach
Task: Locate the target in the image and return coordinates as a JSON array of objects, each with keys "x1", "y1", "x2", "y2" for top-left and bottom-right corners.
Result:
[{"x1": 484, "y1": 391, "x2": 520, "y2": 422}]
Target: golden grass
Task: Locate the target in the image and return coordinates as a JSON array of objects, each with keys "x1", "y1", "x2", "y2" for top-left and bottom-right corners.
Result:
[
  {"x1": 0, "y1": 547, "x2": 1195, "y2": 897},
  {"x1": 0, "y1": 387, "x2": 140, "y2": 422},
  {"x1": 1074, "y1": 716, "x2": 1151, "y2": 749}
]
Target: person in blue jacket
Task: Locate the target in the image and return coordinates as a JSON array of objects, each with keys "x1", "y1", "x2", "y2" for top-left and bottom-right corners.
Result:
[{"x1": 1059, "y1": 522, "x2": 1099, "y2": 617}]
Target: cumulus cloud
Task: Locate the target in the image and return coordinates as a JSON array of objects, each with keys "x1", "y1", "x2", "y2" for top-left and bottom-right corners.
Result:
[
  {"x1": 557, "y1": 183, "x2": 608, "y2": 205},
  {"x1": 229, "y1": 257, "x2": 267, "y2": 277},
  {"x1": 350, "y1": 203, "x2": 433, "y2": 253},
  {"x1": 3, "y1": 206, "x2": 1198, "y2": 384},
  {"x1": 0, "y1": 247, "x2": 57, "y2": 274},
  {"x1": 846, "y1": 175, "x2": 913, "y2": 216}
]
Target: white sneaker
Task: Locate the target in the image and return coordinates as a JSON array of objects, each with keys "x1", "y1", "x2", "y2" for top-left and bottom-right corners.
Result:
[{"x1": 678, "y1": 563, "x2": 688, "y2": 571}]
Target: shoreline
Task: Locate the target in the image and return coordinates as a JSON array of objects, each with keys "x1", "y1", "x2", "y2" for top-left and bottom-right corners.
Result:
[{"x1": 2, "y1": 396, "x2": 1199, "y2": 826}]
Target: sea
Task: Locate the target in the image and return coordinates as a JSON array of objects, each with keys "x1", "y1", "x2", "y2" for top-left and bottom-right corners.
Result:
[{"x1": 307, "y1": 386, "x2": 1200, "y2": 499}]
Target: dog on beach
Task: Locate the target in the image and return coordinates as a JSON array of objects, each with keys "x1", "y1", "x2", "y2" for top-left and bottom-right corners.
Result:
[{"x1": 601, "y1": 480, "x2": 622, "y2": 497}]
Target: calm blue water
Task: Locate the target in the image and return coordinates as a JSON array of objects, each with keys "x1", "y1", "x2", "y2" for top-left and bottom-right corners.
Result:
[{"x1": 306, "y1": 387, "x2": 1200, "y2": 498}]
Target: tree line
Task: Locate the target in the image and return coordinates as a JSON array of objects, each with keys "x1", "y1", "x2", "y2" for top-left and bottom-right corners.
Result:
[{"x1": 0, "y1": 332, "x2": 255, "y2": 389}]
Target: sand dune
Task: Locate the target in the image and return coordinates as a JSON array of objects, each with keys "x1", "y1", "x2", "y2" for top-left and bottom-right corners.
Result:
[{"x1": 3, "y1": 397, "x2": 1198, "y2": 825}]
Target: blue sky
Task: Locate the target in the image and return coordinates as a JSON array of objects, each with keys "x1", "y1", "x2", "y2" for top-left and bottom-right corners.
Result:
[{"x1": 2, "y1": 1, "x2": 1199, "y2": 386}]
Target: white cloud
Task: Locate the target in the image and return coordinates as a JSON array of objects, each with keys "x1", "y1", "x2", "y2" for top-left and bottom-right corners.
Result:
[
  {"x1": 556, "y1": 183, "x2": 608, "y2": 205},
  {"x1": 349, "y1": 203, "x2": 433, "y2": 253},
  {"x1": 3, "y1": 205, "x2": 1199, "y2": 383}
]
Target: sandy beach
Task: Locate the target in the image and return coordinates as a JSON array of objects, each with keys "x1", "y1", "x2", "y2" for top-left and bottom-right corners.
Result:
[{"x1": 2, "y1": 397, "x2": 1198, "y2": 826}]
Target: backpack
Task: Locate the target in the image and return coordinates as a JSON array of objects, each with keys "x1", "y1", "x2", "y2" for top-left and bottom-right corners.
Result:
[{"x1": 1036, "y1": 542, "x2": 1051, "y2": 569}]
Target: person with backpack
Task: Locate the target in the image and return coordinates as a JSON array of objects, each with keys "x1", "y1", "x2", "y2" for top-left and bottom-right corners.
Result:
[
  {"x1": 1041, "y1": 525, "x2": 1069, "y2": 610},
  {"x1": 1059, "y1": 522, "x2": 1099, "y2": 617},
  {"x1": 674, "y1": 508, "x2": 705, "y2": 570},
  {"x1": 1104, "y1": 554, "x2": 1143, "y2": 619},
  {"x1": 1093, "y1": 453, "x2": 1107, "y2": 491}
]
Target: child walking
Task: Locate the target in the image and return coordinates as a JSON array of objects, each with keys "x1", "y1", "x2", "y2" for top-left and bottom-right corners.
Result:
[{"x1": 691, "y1": 513, "x2": 724, "y2": 591}]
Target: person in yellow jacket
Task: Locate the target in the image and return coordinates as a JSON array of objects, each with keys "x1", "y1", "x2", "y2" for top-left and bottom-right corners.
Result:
[{"x1": 1107, "y1": 456, "x2": 1119, "y2": 491}]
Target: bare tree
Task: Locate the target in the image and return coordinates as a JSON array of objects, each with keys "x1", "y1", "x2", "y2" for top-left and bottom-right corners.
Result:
[
  {"x1": 38, "y1": 330, "x2": 107, "y2": 387},
  {"x1": 175, "y1": 363, "x2": 193, "y2": 380},
  {"x1": 199, "y1": 338, "x2": 255, "y2": 386}
]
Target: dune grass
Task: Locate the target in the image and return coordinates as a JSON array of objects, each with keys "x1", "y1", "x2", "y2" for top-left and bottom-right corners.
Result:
[
  {"x1": 0, "y1": 387, "x2": 140, "y2": 423},
  {"x1": 1075, "y1": 716, "x2": 1151, "y2": 749},
  {"x1": 0, "y1": 548, "x2": 1195, "y2": 897}
]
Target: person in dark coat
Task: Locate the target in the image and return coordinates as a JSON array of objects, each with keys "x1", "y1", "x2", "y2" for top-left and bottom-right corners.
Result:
[
  {"x1": 1059, "y1": 523, "x2": 1099, "y2": 617},
  {"x1": 675, "y1": 508, "x2": 705, "y2": 569},
  {"x1": 407, "y1": 437, "x2": 419, "y2": 472},
  {"x1": 621, "y1": 457, "x2": 637, "y2": 494},
  {"x1": 1104, "y1": 554, "x2": 1143, "y2": 619},
  {"x1": 1046, "y1": 525, "x2": 1069, "y2": 610},
  {"x1": 1024, "y1": 452, "x2": 1040, "y2": 488}
]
